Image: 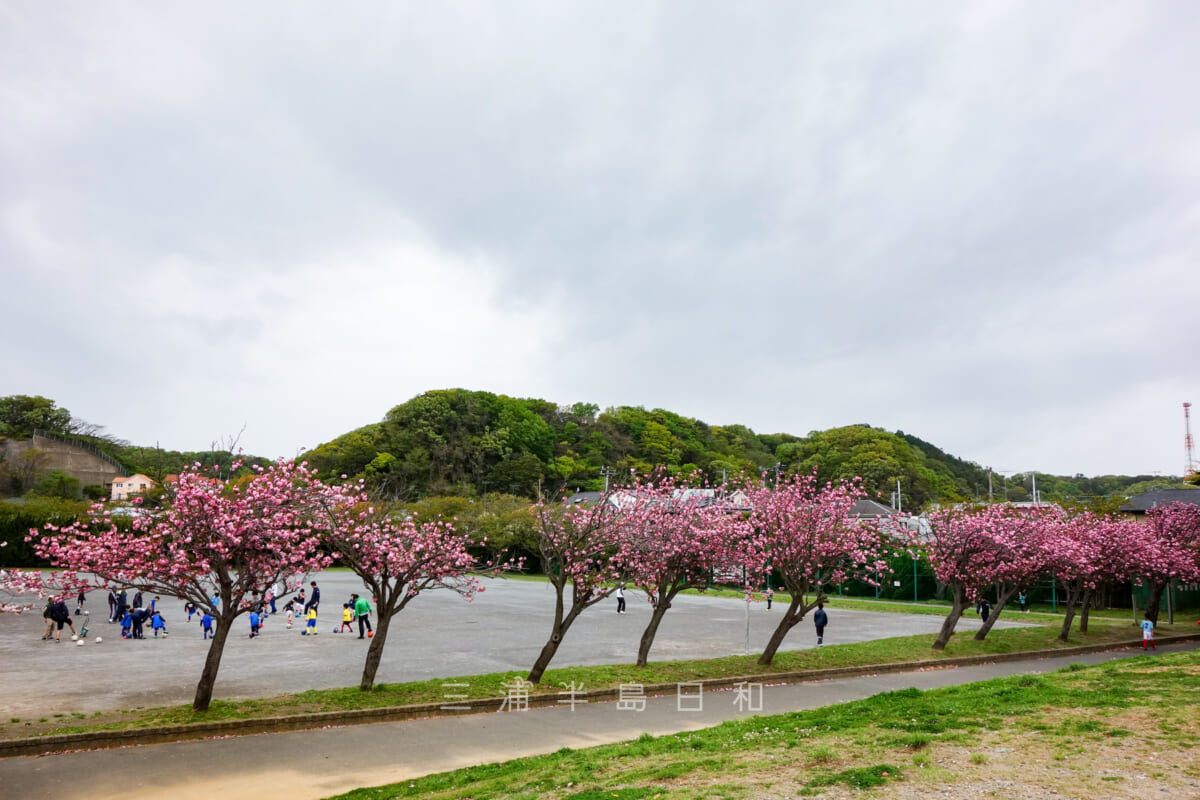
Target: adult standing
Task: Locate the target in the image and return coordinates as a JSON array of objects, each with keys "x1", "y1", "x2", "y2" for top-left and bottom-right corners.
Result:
[
  {"x1": 107, "y1": 587, "x2": 118, "y2": 623},
  {"x1": 304, "y1": 581, "x2": 320, "y2": 617},
  {"x1": 41, "y1": 598, "x2": 55, "y2": 640},
  {"x1": 132, "y1": 589, "x2": 143, "y2": 610},
  {"x1": 115, "y1": 588, "x2": 129, "y2": 623},
  {"x1": 49, "y1": 596, "x2": 75, "y2": 642},
  {"x1": 353, "y1": 593, "x2": 373, "y2": 639},
  {"x1": 813, "y1": 601, "x2": 828, "y2": 646},
  {"x1": 615, "y1": 585, "x2": 626, "y2": 614},
  {"x1": 978, "y1": 598, "x2": 992, "y2": 624}
]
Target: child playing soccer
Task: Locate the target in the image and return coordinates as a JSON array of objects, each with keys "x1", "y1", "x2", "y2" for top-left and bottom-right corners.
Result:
[
  {"x1": 120, "y1": 609, "x2": 133, "y2": 639},
  {"x1": 1141, "y1": 614, "x2": 1156, "y2": 649},
  {"x1": 302, "y1": 606, "x2": 318, "y2": 635},
  {"x1": 201, "y1": 610, "x2": 214, "y2": 640},
  {"x1": 184, "y1": 601, "x2": 197, "y2": 622},
  {"x1": 248, "y1": 609, "x2": 261, "y2": 638},
  {"x1": 151, "y1": 611, "x2": 167, "y2": 638},
  {"x1": 340, "y1": 603, "x2": 354, "y2": 633}
]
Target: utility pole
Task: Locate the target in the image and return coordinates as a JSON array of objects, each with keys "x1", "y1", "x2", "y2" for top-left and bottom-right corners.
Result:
[
  {"x1": 599, "y1": 466, "x2": 615, "y2": 492},
  {"x1": 1032, "y1": 473, "x2": 1038, "y2": 505},
  {"x1": 896, "y1": 478, "x2": 902, "y2": 513}
]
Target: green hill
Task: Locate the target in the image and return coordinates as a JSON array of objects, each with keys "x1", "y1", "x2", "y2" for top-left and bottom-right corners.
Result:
[
  {"x1": 300, "y1": 389, "x2": 986, "y2": 508},
  {"x1": 2, "y1": 392, "x2": 1179, "y2": 510}
]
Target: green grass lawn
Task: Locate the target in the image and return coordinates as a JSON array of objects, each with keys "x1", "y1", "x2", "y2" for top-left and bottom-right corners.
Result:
[
  {"x1": 328, "y1": 649, "x2": 1200, "y2": 800},
  {"x1": 1, "y1": 608, "x2": 1180, "y2": 742}
]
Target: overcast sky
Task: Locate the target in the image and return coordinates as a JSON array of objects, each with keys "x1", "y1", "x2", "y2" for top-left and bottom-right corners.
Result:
[{"x1": 3, "y1": 2, "x2": 1198, "y2": 478}]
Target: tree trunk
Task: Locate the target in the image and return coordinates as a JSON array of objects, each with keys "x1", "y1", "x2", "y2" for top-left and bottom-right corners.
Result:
[
  {"x1": 359, "y1": 612, "x2": 391, "y2": 691},
  {"x1": 932, "y1": 587, "x2": 967, "y2": 650},
  {"x1": 758, "y1": 595, "x2": 810, "y2": 665},
  {"x1": 528, "y1": 583, "x2": 588, "y2": 684},
  {"x1": 973, "y1": 588, "x2": 1017, "y2": 641},
  {"x1": 636, "y1": 594, "x2": 673, "y2": 667},
  {"x1": 1144, "y1": 582, "x2": 1165, "y2": 625},
  {"x1": 528, "y1": 622, "x2": 568, "y2": 684},
  {"x1": 1058, "y1": 582, "x2": 1083, "y2": 642},
  {"x1": 193, "y1": 615, "x2": 232, "y2": 712},
  {"x1": 1079, "y1": 590, "x2": 1093, "y2": 634}
]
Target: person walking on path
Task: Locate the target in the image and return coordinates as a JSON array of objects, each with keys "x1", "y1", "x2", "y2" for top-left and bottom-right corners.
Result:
[
  {"x1": 978, "y1": 598, "x2": 991, "y2": 624},
  {"x1": 1141, "y1": 615, "x2": 1156, "y2": 649},
  {"x1": 1018, "y1": 592, "x2": 1028, "y2": 613},
  {"x1": 765, "y1": 588, "x2": 774, "y2": 611},
  {"x1": 813, "y1": 601, "x2": 828, "y2": 646},
  {"x1": 354, "y1": 594, "x2": 373, "y2": 639},
  {"x1": 615, "y1": 585, "x2": 626, "y2": 614}
]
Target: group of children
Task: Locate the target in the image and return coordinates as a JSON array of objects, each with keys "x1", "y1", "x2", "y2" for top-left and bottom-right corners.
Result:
[{"x1": 118, "y1": 606, "x2": 169, "y2": 639}]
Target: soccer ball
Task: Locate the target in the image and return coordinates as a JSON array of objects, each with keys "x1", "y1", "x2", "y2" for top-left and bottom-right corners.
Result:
[
  {"x1": 367, "y1": 631, "x2": 374, "y2": 638},
  {"x1": 71, "y1": 634, "x2": 78, "y2": 641},
  {"x1": 76, "y1": 639, "x2": 85, "y2": 647},
  {"x1": 95, "y1": 637, "x2": 102, "y2": 643},
  {"x1": 333, "y1": 627, "x2": 339, "y2": 633}
]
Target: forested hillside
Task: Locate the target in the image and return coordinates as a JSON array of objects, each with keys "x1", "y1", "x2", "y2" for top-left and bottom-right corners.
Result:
[
  {"x1": 0, "y1": 395, "x2": 266, "y2": 498},
  {"x1": 300, "y1": 388, "x2": 1175, "y2": 509},
  {"x1": 1, "y1": 392, "x2": 1183, "y2": 510}
]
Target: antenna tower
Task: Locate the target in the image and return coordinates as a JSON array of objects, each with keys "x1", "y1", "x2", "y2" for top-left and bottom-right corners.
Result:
[{"x1": 1186, "y1": 402, "x2": 1197, "y2": 479}]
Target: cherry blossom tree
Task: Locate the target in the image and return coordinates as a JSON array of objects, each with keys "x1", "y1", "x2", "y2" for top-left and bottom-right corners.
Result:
[
  {"x1": 27, "y1": 460, "x2": 333, "y2": 711},
  {"x1": 923, "y1": 504, "x2": 1024, "y2": 650},
  {"x1": 1048, "y1": 510, "x2": 1126, "y2": 641},
  {"x1": 746, "y1": 473, "x2": 886, "y2": 665},
  {"x1": 526, "y1": 487, "x2": 628, "y2": 683},
  {"x1": 0, "y1": 568, "x2": 52, "y2": 613},
  {"x1": 970, "y1": 505, "x2": 1061, "y2": 641},
  {"x1": 316, "y1": 483, "x2": 488, "y2": 690},
  {"x1": 1140, "y1": 502, "x2": 1200, "y2": 624},
  {"x1": 618, "y1": 478, "x2": 758, "y2": 667}
]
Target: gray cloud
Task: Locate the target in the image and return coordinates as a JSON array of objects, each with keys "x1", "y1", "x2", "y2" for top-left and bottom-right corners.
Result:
[{"x1": 2, "y1": 1, "x2": 1198, "y2": 476}]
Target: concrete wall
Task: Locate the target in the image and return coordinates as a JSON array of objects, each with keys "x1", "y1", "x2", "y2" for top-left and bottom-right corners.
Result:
[{"x1": 1, "y1": 435, "x2": 124, "y2": 489}]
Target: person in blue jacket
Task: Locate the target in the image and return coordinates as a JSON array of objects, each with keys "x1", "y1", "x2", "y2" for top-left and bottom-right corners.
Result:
[
  {"x1": 813, "y1": 602, "x2": 828, "y2": 646},
  {"x1": 304, "y1": 581, "x2": 321, "y2": 618}
]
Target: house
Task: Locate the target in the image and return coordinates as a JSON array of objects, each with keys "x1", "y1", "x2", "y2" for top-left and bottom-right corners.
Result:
[
  {"x1": 849, "y1": 497, "x2": 900, "y2": 519},
  {"x1": 110, "y1": 473, "x2": 157, "y2": 501},
  {"x1": 1118, "y1": 488, "x2": 1200, "y2": 517}
]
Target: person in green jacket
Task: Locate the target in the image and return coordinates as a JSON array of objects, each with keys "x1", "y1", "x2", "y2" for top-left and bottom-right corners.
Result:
[{"x1": 353, "y1": 593, "x2": 373, "y2": 639}]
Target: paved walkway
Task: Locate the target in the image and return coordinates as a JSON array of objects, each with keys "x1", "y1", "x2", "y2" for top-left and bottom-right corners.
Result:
[
  {"x1": 3, "y1": 640, "x2": 1192, "y2": 800},
  {"x1": 0, "y1": 574, "x2": 1027, "y2": 718}
]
